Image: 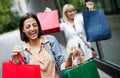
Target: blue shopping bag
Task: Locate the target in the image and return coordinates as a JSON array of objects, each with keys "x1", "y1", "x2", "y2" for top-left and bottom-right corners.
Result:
[{"x1": 82, "y1": 9, "x2": 112, "y2": 42}]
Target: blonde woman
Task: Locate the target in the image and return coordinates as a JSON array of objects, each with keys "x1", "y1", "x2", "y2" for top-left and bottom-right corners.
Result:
[{"x1": 60, "y1": 1, "x2": 96, "y2": 61}]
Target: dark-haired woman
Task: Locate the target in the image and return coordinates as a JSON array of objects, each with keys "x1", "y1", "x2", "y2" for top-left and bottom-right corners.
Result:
[{"x1": 11, "y1": 12, "x2": 69, "y2": 78}]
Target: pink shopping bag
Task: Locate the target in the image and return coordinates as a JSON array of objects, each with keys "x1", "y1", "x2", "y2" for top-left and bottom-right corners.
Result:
[{"x1": 37, "y1": 10, "x2": 60, "y2": 34}]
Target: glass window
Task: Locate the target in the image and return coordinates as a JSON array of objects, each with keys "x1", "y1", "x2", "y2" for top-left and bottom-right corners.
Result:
[
  {"x1": 101, "y1": 15, "x2": 120, "y2": 67},
  {"x1": 98, "y1": 0, "x2": 120, "y2": 14}
]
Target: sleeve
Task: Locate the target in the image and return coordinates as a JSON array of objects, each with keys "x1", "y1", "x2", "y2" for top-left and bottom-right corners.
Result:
[
  {"x1": 47, "y1": 35, "x2": 66, "y2": 68},
  {"x1": 60, "y1": 22, "x2": 65, "y2": 31},
  {"x1": 20, "y1": 42, "x2": 30, "y2": 64}
]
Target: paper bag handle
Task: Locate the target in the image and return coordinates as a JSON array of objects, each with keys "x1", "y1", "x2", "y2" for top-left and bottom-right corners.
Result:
[{"x1": 11, "y1": 52, "x2": 26, "y2": 64}]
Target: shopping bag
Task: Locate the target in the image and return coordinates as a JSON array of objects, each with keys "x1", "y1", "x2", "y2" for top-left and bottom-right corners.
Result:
[
  {"x1": 82, "y1": 9, "x2": 112, "y2": 42},
  {"x1": 62, "y1": 60, "x2": 100, "y2": 78},
  {"x1": 37, "y1": 10, "x2": 60, "y2": 34},
  {"x1": 2, "y1": 52, "x2": 41, "y2": 78}
]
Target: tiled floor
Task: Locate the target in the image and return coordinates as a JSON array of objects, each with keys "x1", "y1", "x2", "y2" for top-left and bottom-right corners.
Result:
[{"x1": 98, "y1": 69, "x2": 112, "y2": 78}]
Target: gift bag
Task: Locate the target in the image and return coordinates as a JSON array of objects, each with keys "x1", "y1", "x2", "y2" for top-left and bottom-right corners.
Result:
[
  {"x1": 2, "y1": 52, "x2": 41, "y2": 78},
  {"x1": 62, "y1": 60, "x2": 100, "y2": 78},
  {"x1": 82, "y1": 9, "x2": 112, "y2": 42},
  {"x1": 37, "y1": 10, "x2": 60, "y2": 34}
]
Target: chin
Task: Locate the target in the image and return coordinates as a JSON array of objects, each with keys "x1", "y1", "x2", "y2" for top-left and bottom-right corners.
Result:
[{"x1": 30, "y1": 36, "x2": 38, "y2": 40}]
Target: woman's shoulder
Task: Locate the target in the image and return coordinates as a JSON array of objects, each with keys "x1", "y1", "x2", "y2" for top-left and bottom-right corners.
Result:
[
  {"x1": 60, "y1": 22, "x2": 67, "y2": 31},
  {"x1": 60, "y1": 22, "x2": 66, "y2": 25},
  {"x1": 44, "y1": 35, "x2": 55, "y2": 39},
  {"x1": 75, "y1": 13, "x2": 83, "y2": 18},
  {"x1": 44, "y1": 35, "x2": 57, "y2": 42},
  {"x1": 43, "y1": 35, "x2": 59, "y2": 45}
]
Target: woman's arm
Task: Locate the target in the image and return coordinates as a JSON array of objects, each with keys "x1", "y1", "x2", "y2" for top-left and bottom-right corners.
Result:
[
  {"x1": 47, "y1": 35, "x2": 66, "y2": 69},
  {"x1": 60, "y1": 23, "x2": 65, "y2": 31}
]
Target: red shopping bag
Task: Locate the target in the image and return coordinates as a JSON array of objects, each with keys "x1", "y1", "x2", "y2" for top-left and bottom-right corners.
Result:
[
  {"x1": 37, "y1": 10, "x2": 60, "y2": 34},
  {"x1": 2, "y1": 52, "x2": 41, "y2": 78}
]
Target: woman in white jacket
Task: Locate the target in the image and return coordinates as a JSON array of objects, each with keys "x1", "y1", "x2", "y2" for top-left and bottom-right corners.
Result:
[{"x1": 60, "y1": 1, "x2": 96, "y2": 61}]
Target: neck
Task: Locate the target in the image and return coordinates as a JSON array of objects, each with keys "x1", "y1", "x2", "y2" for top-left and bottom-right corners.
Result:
[
  {"x1": 27, "y1": 38, "x2": 42, "y2": 54},
  {"x1": 68, "y1": 18, "x2": 74, "y2": 26},
  {"x1": 68, "y1": 17, "x2": 74, "y2": 22},
  {"x1": 29, "y1": 38, "x2": 40, "y2": 47}
]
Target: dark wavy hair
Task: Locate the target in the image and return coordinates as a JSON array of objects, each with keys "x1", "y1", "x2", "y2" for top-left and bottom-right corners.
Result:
[{"x1": 19, "y1": 12, "x2": 44, "y2": 42}]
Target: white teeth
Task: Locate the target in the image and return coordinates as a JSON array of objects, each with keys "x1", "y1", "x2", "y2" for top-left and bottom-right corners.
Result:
[
  {"x1": 30, "y1": 33, "x2": 36, "y2": 37},
  {"x1": 30, "y1": 32, "x2": 35, "y2": 35},
  {"x1": 29, "y1": 32, "x2": 37, "y2": 38}
]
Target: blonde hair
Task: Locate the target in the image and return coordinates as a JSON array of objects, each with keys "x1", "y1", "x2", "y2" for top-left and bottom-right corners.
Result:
[{"x1": 62, "y1": 4, "x2": 75, "y2": 22}]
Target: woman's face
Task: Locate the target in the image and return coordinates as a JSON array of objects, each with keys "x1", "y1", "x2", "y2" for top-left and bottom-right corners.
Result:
[
  {"x1": 23, "y1": 18, "x2": 39, "y2": 40},
  {"x1": 66, "y1": 8, "x2": 75, "y2": 20}
]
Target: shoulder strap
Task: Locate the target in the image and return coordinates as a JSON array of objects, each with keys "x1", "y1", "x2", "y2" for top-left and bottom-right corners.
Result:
[{"x1": 78, "y1": 35, "x2": 94, "y2": 50}]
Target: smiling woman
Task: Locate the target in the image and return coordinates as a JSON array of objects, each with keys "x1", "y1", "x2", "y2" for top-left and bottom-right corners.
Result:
[
  {"x1": 10, "y1": 12, "x2": 79, "y2": 78},
  {"x1": 60, "y1": 3, "x2": 96, "y2": 61},
  {"x1": 10, "y1": 12, "x2": 75, "y2": 78},
  {"x1": 23, "y1": 18, "x2": 39, "y2": 40},
  {"x1": 19, "y1": 13, "x2": 43, "y2": 42}
]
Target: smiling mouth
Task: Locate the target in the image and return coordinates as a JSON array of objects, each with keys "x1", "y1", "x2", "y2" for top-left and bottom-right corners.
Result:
[{"x1": 29, "y1": 31, "x2": 37, "y2": 37}]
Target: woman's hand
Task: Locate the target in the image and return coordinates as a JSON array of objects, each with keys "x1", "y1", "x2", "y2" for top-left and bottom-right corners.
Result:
[
  {"x1": 11, "y1": 46, "x2": 22, "y2": 64},
  {"x1": 65, "y1": 47, "x2": 81, "y2": 68},
  {"x1": 44, "y1": 7, "x2": 52, "y2": 12},
  {"x1": 86, "y1": 1, "x2": 95, "y2": 11},
  {"x1": 65, "y1": 46, "x2": 86, "y2": 68},
  {"x1": 64, "y1": 47, "x2": 74, "y2": 68}
]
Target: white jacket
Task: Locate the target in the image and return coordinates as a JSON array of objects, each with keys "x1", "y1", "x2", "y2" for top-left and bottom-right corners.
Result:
[{"x1": 60, "y1": 13, "x2": 92, "y2": 61}]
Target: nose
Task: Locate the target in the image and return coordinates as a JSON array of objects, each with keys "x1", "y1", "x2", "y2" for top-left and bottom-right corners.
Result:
[{"x1": 30, "y1": 25, "x2": 34, "y2": 30}]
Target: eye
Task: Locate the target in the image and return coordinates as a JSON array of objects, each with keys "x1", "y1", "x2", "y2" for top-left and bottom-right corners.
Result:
[
  {"x1": 25, "y1": 24, "x2": 30, "y2": 29},
  {"x1": 32, "y1": 23, "x2": 38, "y2": 27}
]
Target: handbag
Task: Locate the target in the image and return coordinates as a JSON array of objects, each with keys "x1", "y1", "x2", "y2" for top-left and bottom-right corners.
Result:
[
  {"x1": 82, "y1": 9, "x2": 112, "y2": 42},
  {"x1": 2, "y1": 52, "x2": 41, "y2": 78},
  {"x1": 37, "y1": 10, "x2": 60, "y2": 34},
  {"x1": 62, "y1": 60, "x2": 100, "y2": 78}
]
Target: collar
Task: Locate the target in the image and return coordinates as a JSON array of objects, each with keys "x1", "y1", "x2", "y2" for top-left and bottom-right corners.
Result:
[{"x1": 23, "y1": 35, "x2": 49, "y2": 52}]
